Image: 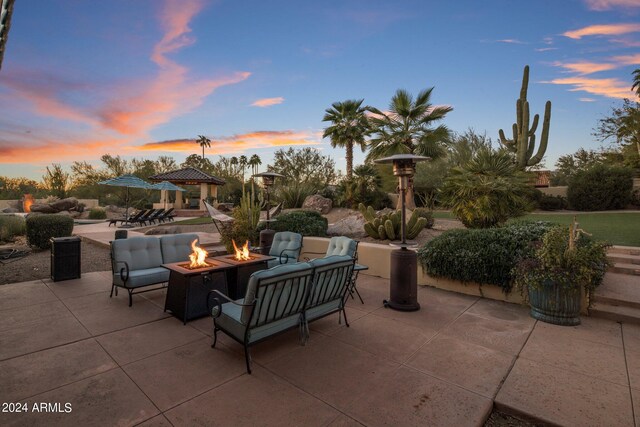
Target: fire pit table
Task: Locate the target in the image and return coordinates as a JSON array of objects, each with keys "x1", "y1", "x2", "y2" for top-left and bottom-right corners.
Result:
[
  {"x1": 213, "y1": 253, "x2": 275, "y2": 299},
  {"x1": 163, "y1": 258, "x2": 234, "y2": 324}
]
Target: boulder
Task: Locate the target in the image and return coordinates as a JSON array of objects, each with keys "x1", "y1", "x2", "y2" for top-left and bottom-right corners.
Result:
[
  {"x1": 2, "y1": 208, "x2": 19, "y2": 213},
  {"x1": 29, "y1": 203, "x2": 58, "y2": 214},
  {"x1": 302, "y1": 194, "x2": 332, "y2": 214},
  {"x1": 327, "y1": 213, "x2": 367, "y2": 238},
  {"x1": 50, "y1": 197, "x2": 78, "y2": 212},
  {"x1": 145, "y1": 226, "x2": 182, "y2": 235}
]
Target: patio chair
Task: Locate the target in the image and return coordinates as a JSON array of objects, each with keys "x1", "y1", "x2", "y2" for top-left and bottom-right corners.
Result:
[
  {"x1": 267, "y1": 231, "x2": 303, "y2": 268},
  {"x1": 203, "y1": 200, "x2": 234, "y2": 234},
  {"x1": 109, "y1": 209, "x2": 147, "y2": 227},
  {"x1": 136, "y1": 209, "x2": 157, "y2": 226},
  {"x1": 156, "y1": 208, "x2": 175, "y2": 223},
  {"x1": 145, "y1": 208, "x2": 165, "y2": 224}
]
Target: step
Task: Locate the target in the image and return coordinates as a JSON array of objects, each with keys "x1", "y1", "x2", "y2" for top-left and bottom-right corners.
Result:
[
  {"x1": 608, "y1": 246, "x2": 640, "y2": 256},
  {"x1": 589, "y1": 302, "x2": 640, "y2": 325},
  {"x1": 608, "y1": 262, "x2": 640, "y2": 275},
  {"x1": 594, "y1": 272, "x2": 640, "y2": 308},
  {"x1": 607, "y1": 253, "x2": 640, "y2": 265}
]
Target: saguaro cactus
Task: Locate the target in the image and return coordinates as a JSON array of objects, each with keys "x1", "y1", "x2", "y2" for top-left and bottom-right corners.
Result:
[{"x1": 499, "y1": 65, "x2": 551, "y2": 170}]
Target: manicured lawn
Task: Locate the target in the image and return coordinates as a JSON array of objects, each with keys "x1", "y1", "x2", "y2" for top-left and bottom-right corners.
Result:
[{"x1": 172, "y1": 217, "x2": 211, "y2": 225}]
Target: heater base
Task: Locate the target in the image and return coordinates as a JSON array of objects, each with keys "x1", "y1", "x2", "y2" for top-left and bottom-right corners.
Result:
[{"x1": 384, "y1": 248, "x2": 420, "y2": 312}]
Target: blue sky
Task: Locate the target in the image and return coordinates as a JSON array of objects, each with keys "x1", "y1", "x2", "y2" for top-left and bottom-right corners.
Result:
[{"x1": 0, "y1": 0, "x2": 639, "y2": 180}]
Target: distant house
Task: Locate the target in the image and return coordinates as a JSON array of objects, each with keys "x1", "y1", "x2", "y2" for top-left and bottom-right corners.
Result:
[{"x1": 534, "y1": 170, "x2": 550, "y2": 188}]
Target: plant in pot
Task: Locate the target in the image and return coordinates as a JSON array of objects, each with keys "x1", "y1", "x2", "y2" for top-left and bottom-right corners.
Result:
[{"x1": 513, "y1": 219, "x2": 610, "y2": 326}]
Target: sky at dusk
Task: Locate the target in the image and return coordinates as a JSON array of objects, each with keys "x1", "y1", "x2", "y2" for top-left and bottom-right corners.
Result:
[{"x1": 1, "y1": 0, "x2": 639, "y2": 180}]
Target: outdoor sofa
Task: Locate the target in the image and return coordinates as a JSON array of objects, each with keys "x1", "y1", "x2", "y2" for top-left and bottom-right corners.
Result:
[{"x1": 110, "y1": 233, "x2": 198, "y2": 307}]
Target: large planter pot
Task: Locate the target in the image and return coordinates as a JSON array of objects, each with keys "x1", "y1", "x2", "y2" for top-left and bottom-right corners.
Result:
[{"x1": 528, "y1": 280, "x2": 581, "y2": 326}]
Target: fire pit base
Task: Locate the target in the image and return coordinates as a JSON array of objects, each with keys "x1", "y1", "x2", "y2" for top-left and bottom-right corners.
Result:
[{"x1": 383, "y1": 248, "x2": 420, "y2": 312}]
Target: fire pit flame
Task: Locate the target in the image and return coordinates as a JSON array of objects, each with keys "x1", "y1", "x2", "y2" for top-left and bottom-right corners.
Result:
[
  {"x1": 232, "y1": 240, "x2": 251, "y2": 261},
  {"x1": 189, "y1": 239, "x2": 209, "y2": 268}
]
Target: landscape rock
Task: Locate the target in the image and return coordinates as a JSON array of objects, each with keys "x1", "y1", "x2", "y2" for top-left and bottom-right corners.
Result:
[
  {"x1": 302, "y1": 194, "x2": 332, "y2": 214},
  {"x1": 2, "y1": 208, "x2": 19, "y2": 213},
  {"x1": 144, "y1": 226, "x2": 182, "y2": 235},
  {"x1": 50, "y1": 197, "x2": 78, "y2": 212},
  {"x1": 327, "y1": 213, "x2": 367, "y2": 238},
  {"x1": 29, "y1": 203, "x2": 58, "y2": 214}
]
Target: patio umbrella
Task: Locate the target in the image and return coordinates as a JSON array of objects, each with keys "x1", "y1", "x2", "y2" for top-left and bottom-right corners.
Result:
[
  {"x1": 150, "y1": 181, "x2": 186, "y2": 209},
  {"x1": 98, "y1": 174, "x2": 152, "y2": 222}
]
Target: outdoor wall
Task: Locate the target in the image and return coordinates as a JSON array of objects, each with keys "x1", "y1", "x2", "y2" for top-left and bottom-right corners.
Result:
[
  {"x1": 0, "y1": 198, "x2": 99, "y2": 210},
  {"x1": 301, "y1": 237, "x2": 525, "y2": 306},
  {"x1": 540, "y1": 178, "x2": 640, "y2": 198}
]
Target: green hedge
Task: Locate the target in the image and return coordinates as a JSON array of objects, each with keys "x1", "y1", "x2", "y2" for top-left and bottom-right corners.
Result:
[
  {"x1": 417, "y1": 221, "x2": 555, "y2": 293},
  {"x1": 258, "y1": 210, "x2": 328, "y2": 236},
  {"x1": 88, "y1": 207, "x2": 107, "y2": 219},
  {"x1": 0, "y1": 215, "x2": 26, "y2": 242},
  {"x1": 567, "y1": 164, "x2": 633, "y2": 211},
  {"x1": 26, "y1": 214, "x2": 74, "y2": 249}
]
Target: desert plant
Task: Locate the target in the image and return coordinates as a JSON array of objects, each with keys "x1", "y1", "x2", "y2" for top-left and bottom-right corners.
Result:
[
  {"x1": 275, "y1": 182, "x2": 316, "y2": 209},
  {"x1": 412, "y1": 207, "x2": 435, "y2": 229},
  {"x1": 498, "y1": 65, "x2": 551, "y2": 170},
  {"x1": 417, "y1": 221, "x2": 555, "y2": 293},
  {"x1": 0, "y1": 215, "x2": 26, "y2": 242},
  {"x1": 88, "y1": 207, "x2": 107, "y2": 219},
  {"x1": 439, "y1": 148, "x2": 534, "y2": 228},
  {"x1": 25, "y1": 214, "x2": 74, "y2": 250},
  {"x1": 358, "y1": 203, "x2": 427, "y2": 240},
  {"x1": 567, "y1": 164, "x2": 633, "y2": 211},
  {"x1": 220, "y1": 189, "x2": 262, "y2": 252},
  {"x1": 258, "y1": 210, "x2": 328, "y2": 236}
]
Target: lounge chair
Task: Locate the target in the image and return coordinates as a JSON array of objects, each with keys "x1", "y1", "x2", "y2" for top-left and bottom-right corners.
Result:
[
  {"x1": 109, "y1": 209, "x2": 147, "y2": 227},
  {"x1": 203, "y1": 200, "x2": 234, "y2": 234},
  {"x1": 136, "y1": 209, "x2": 157, "y2": 226},
  {"x1": 157, "y1": 208, "x2": 175, "y2": 223},
  {"x1": 145, "y1": 208, "x2": 165, "y2": 224}
]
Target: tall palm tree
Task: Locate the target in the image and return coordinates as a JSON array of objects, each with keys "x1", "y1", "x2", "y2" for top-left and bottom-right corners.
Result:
[
  {"x1": 367, "y1": 88, "x2": 452, "y2": 209},
  {"x1": 322, "y1": 99, "x2": 370, "y2": 180},
  {"x1": 196, "y1": 135, "x2": 211, "y2": 160},
  {"x1": 632, "y1": 68, "x2": 640, "y2": 98},
  {"x1": 249, "y1": 154, "x2": 262, "y2": 176}
]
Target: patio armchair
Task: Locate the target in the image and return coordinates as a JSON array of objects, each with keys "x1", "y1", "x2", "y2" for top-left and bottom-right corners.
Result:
[
  {"x1": 209, "y1": 262, "x2": 315, "y2": 374},
  {"x1": 266, "y1": 231, "x2": 303, "y2": 268}
]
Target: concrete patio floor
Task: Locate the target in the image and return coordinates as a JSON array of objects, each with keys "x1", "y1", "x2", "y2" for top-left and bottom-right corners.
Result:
[{"x1": 0, "y1": 272, "x2": 638, "y2": 426}]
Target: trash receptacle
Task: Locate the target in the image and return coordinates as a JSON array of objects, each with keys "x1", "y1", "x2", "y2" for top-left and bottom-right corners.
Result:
[{"x1": 51, "y1": 237, "x2": 81, "y2": 282}]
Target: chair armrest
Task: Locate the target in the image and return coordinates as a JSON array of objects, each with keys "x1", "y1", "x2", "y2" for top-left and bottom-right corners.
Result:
[
  {"x1": 278, "y1": 246, "x2": 301, "y2": 264},
  {"x1": 207, "y1": 289, "x2": 256, "y2": 318},
  {"x1": 114, "y1": 260, "x2": 130, "y2": 284}
]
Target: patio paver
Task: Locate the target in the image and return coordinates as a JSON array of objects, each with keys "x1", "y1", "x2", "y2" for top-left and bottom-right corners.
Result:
[{"x1": 0, "y1": 279, "x2": 57, "y2": 310}]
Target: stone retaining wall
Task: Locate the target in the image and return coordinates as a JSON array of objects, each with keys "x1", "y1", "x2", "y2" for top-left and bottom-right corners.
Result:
[{"x1": 0, "y1": 198, "x2": 99, "y2": 210}]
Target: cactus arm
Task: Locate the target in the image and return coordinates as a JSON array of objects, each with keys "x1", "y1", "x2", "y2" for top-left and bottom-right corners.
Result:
[
  {"x1": 527, "y1": 101, "x2": 551, "y2": 166},
  {"x1": 526, "y1": 133, "x2": 536, "y2": 163},
  {"x1": 384, "y1": 220, "x2": 395, "y2": 240},
  {"x1": 407, "y1": 218, "x2": 427, "y2": 239},
  {"x1": 364, "y1": 223, "x2": 379, "y2": 239},
  {"x1": 520, "y1": 65, "x2": 529, "y2": 99},
  {"x1": 516, "y1": 101, "x2": 530, "y2": 168},
  {"x1": 529, "y1": 114, "x2": 539, "y2": 136},
  {"x1": 498, "y1": 129, "x2": 509, "y2": 146},
  {"x1": 377, "y1": 225, "x2": 387, "y2": 240}
]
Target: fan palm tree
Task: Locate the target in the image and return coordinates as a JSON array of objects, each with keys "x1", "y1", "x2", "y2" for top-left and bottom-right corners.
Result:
[
  {"x1": 632, "y1": 68, "x2": 640, "y2": 98},
  {"x1": 367, "y1": 88, "x2": 452, "y2": 209},
  {"x1": 249, "y1": 154, "x2": 262, "y2": 176},
  {"x1": 196, "y1": 135, "x2": 211, "y2": 160},
  {"x1": 322, "y1": 99, "x2": 370, "y2": 180}
]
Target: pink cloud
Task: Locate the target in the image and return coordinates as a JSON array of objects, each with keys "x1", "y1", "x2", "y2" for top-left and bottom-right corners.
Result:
[
  {"x1": 563, "y1": 23, "x2": 640, "y2": 39},
  {"x1": 612, "y1": 53, "x2": 640, "y2": 65},
  {"x1": 251, "y1": 97, "x2": 285, "y2": 107},
  {"x1": 136, "y1": 130, "x2": 321, "y2": 154},
  {"x1": 583, "y1": 0, "x2": 640, "y2": 10},
  {"x1": 553, "y1": 61, "x2": 617, "y2": 75},
  {"x1": 545, "y1": 76, "x2": 634, "y2": 99}
]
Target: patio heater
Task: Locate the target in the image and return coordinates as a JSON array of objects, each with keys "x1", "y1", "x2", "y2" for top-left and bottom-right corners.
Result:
[
  {"x1": 374, "y1": 154, "x2": 429, "y2": 311},
  {"x1": 253, "y1": 172, "x2": 284, "y2": 254}
]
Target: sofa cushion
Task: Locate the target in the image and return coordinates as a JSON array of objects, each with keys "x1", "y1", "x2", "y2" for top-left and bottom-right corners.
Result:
[
  {"x1": 111, "y1": 237, "x2": 163, "y2": 271},
  {"x1": 112, "y1": 267, "x2": 170, "y2": 288},
  {"x1": 160, "y1": 233, "x2": 199, "y2": 264},
  {"x1": 326, "y1": 236, "x2": 357, "y2": 257},
  {"x1": 267, "y1": 232, "x2": 302, "y2": 268},
  {"x1": 242, "y1": 262, "x2": 313, "y2": 324}
]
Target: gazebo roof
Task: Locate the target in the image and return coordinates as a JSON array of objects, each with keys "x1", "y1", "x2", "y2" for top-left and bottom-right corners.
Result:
[{"x1": 148, "y1": 167, "x2": 226, "y2": 186}]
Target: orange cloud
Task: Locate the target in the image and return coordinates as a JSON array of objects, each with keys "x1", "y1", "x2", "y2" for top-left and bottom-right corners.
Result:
[
  {"x1": 546, "y1": 76, "x2": 634, "y2": 99},
  {"x1": 0, "y1": 135, "x2": 126, "y2": 164},
  {"x1": 553, "y1": 61, "x2": 617, "y2": 75},
  {"x1": 583, "y1": 0, "x2": 640, "y2": 10},
  {"x1": 563, "y1": 23, "x2": 640, "y2": 39},
  {"x1": 612, "y1": 53, "x2": 640, "y2": 65},
  {"x1": 251, "y1": 97, "x2": 285, "y2": 107},
  {"x1": 136, "y1": 130, "x2": 322, "y2": 154}
]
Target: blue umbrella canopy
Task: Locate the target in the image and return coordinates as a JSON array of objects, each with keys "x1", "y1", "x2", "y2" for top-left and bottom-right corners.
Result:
[
  {"x1": 98, "y1": 175, "x2": 152, "y2": 222},
  {"x1": 150, "y1": 181, "x2": 186, "y2": 192}
]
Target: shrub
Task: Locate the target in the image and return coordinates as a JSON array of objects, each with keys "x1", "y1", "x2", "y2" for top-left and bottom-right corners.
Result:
[
  {"x1": 275, "y1": 183, "x2": 317, "y2": 209},
  {"x1": 88, "y1": 207, "x2": 107, "y2": 219},
  {"x1": 25, "y1": 214, "x2": 74, "y2": 249},
  {"x1": 567, "y1": 164, "x2": 633, "y2": 211},
  {"x1": 631, "y1": 189, "x2": 640, "y2": 208},
  {"x1": 0, "y1": 215, "x2": 26, "y2": 242},
  {"x1": 538, "y1": 194, "x2": 568, "y2": 211},
  {"x1": 258, "y1": 210, "x2": 327, "y2": 237},
  {"x1": 417, "y1": 221, "x2": 555, "y2": 293},
  {"x1": 412, "y1": 207, "x2": 434, "y2": 229}
]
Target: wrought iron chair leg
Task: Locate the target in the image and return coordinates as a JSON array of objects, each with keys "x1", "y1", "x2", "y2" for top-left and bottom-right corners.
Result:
[
  {"x1": 353, "y1": 286, "x2": 364, "y2": 304},
  {"x1": 128, "y1": 290, "x2": 133, "y2": 307},
  {"x1": 244, "y1": 344, "x2": 252, "y2": 374},
  {"x1": 211, "y1": 327, "x2": 218, "y2": 348},
  {"x1": 110, "y1": 284, "x2": 115, "y2": 298},
  {"x1": 343, "y1": 307, "x2": 350, "y2": 327}
]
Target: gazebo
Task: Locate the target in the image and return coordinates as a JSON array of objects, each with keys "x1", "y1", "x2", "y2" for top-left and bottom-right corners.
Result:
[{"x1": 148, "y1": 167, "x2": 225, "y2": 211}]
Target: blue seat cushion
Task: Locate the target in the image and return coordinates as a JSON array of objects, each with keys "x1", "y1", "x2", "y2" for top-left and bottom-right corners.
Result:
[
  {"x1": 112, "y1": 267, "x2": 169, "y2": 288},
  {"x1": 215, "y1": 299, "x2": 302, "y2": 344},
  {"x1": 326, "y1": 237, "x2": 357, "y2": 257}
]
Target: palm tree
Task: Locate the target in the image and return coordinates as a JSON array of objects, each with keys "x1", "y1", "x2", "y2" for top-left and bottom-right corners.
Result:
[
  {"x1": 249, "y1": 154, "x2": 262, "y2": 176},
  {"x1": 367, "y1": 88, "x2": 452, "y2": 209},
  {"x1": 196, "y1": 135, "x2": 211, "y2": 160},
  {"x1": 632, "y1": 68, "x2": 640, "y2": 98},
  {"x1": 322, "y1": 99, "x2": 370, "y2": 180}
]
